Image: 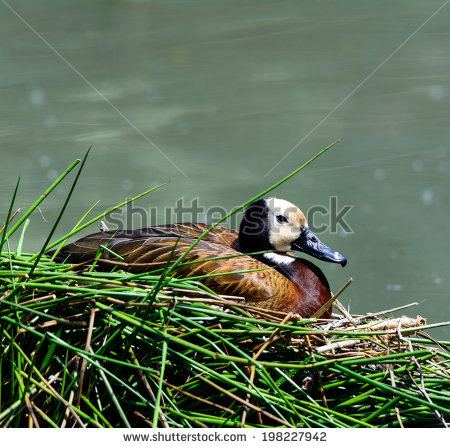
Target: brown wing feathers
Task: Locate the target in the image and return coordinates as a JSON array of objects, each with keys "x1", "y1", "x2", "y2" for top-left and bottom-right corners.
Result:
[
  {"x1": 52, "y1": 223, "x2": 236, "y2": 262},
  {"x1": 51, "y1": 224, "x2": 301, "y2": 309}
]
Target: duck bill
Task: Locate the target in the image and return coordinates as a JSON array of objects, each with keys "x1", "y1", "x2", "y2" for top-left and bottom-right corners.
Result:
[{"x1": 291, "y1": 227, "x2": 347, "y2": 267}]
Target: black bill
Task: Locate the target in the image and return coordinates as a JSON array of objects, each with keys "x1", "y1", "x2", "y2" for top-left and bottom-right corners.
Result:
[{"x1": 291, "y1": 227, "x2": 347, "y2": 267}]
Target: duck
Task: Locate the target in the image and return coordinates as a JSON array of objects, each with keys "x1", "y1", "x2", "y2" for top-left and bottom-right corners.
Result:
[{"x1": 50, "y1": 198, "x2": 347, "y2": 318}]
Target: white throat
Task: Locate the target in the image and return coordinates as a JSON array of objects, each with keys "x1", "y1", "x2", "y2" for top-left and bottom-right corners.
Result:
[{"x1": 262, "y1": 252, "x2": 294, "y2": 266}]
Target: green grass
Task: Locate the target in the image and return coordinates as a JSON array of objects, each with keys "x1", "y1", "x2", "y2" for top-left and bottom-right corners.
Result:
[{"x1": 0, "y1": 146, "x2": 449, "y2": 428}]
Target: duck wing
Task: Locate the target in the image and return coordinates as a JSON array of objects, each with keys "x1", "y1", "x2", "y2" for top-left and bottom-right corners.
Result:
[
  {"x1": 137, "y1": 223, "x2": 239, "y2": 247},
  {"x1": 50, "y1": 230, "x2": 299, "y2": 306},
  {"x1": 50, "y1": 223, "x2": 238, "y2": 263}
]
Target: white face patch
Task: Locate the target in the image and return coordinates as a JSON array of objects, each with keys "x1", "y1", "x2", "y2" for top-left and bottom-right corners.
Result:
[
  {"x1": 262, "y1": 252, "x2": 295, "y2": 266},
  {"x1": 265, "y1": 198, "x2": 308, "y2": 252}
]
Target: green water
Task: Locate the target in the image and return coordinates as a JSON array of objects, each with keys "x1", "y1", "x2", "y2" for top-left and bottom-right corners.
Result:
[{"x1": 1, "y1": 1, "x2": 449, "y2": 337}]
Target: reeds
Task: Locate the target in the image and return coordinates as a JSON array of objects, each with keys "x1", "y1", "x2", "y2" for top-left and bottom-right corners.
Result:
[{"x1": 1, "y1": 148, "x2": 449, "y2": 428}]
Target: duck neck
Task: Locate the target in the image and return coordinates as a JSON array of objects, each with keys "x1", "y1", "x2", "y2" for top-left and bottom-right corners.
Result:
[
  {"x1": 258, "y1": 252, "x2": 296, "y2": 279},
  {"x1": 259, "y1": 253, "x2": 331, "y2": 293}
]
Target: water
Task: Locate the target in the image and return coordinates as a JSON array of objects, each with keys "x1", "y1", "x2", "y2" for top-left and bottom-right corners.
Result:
[{"x1": 1, "y1": 1, "x2": 449, "y2": 338}]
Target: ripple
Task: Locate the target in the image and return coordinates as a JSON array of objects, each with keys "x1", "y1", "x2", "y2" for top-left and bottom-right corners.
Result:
[{"x1": 421, "y1": 189, "x2": 433, "y2": 205}]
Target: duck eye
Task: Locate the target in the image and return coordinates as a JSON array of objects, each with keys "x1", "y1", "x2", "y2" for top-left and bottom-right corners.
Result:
[{"x1": 276, "y1": 214, "x2": 288, "y2": 224}]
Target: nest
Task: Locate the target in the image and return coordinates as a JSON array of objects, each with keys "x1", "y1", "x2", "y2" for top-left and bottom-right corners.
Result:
[{"x1": 1, "y1": 258, "x2": 449, "y2": 428}]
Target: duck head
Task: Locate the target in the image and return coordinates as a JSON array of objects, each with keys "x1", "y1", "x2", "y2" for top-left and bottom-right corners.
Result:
[{"x1": 239, "y1": 198, "x2": 347, "y2": 267}]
